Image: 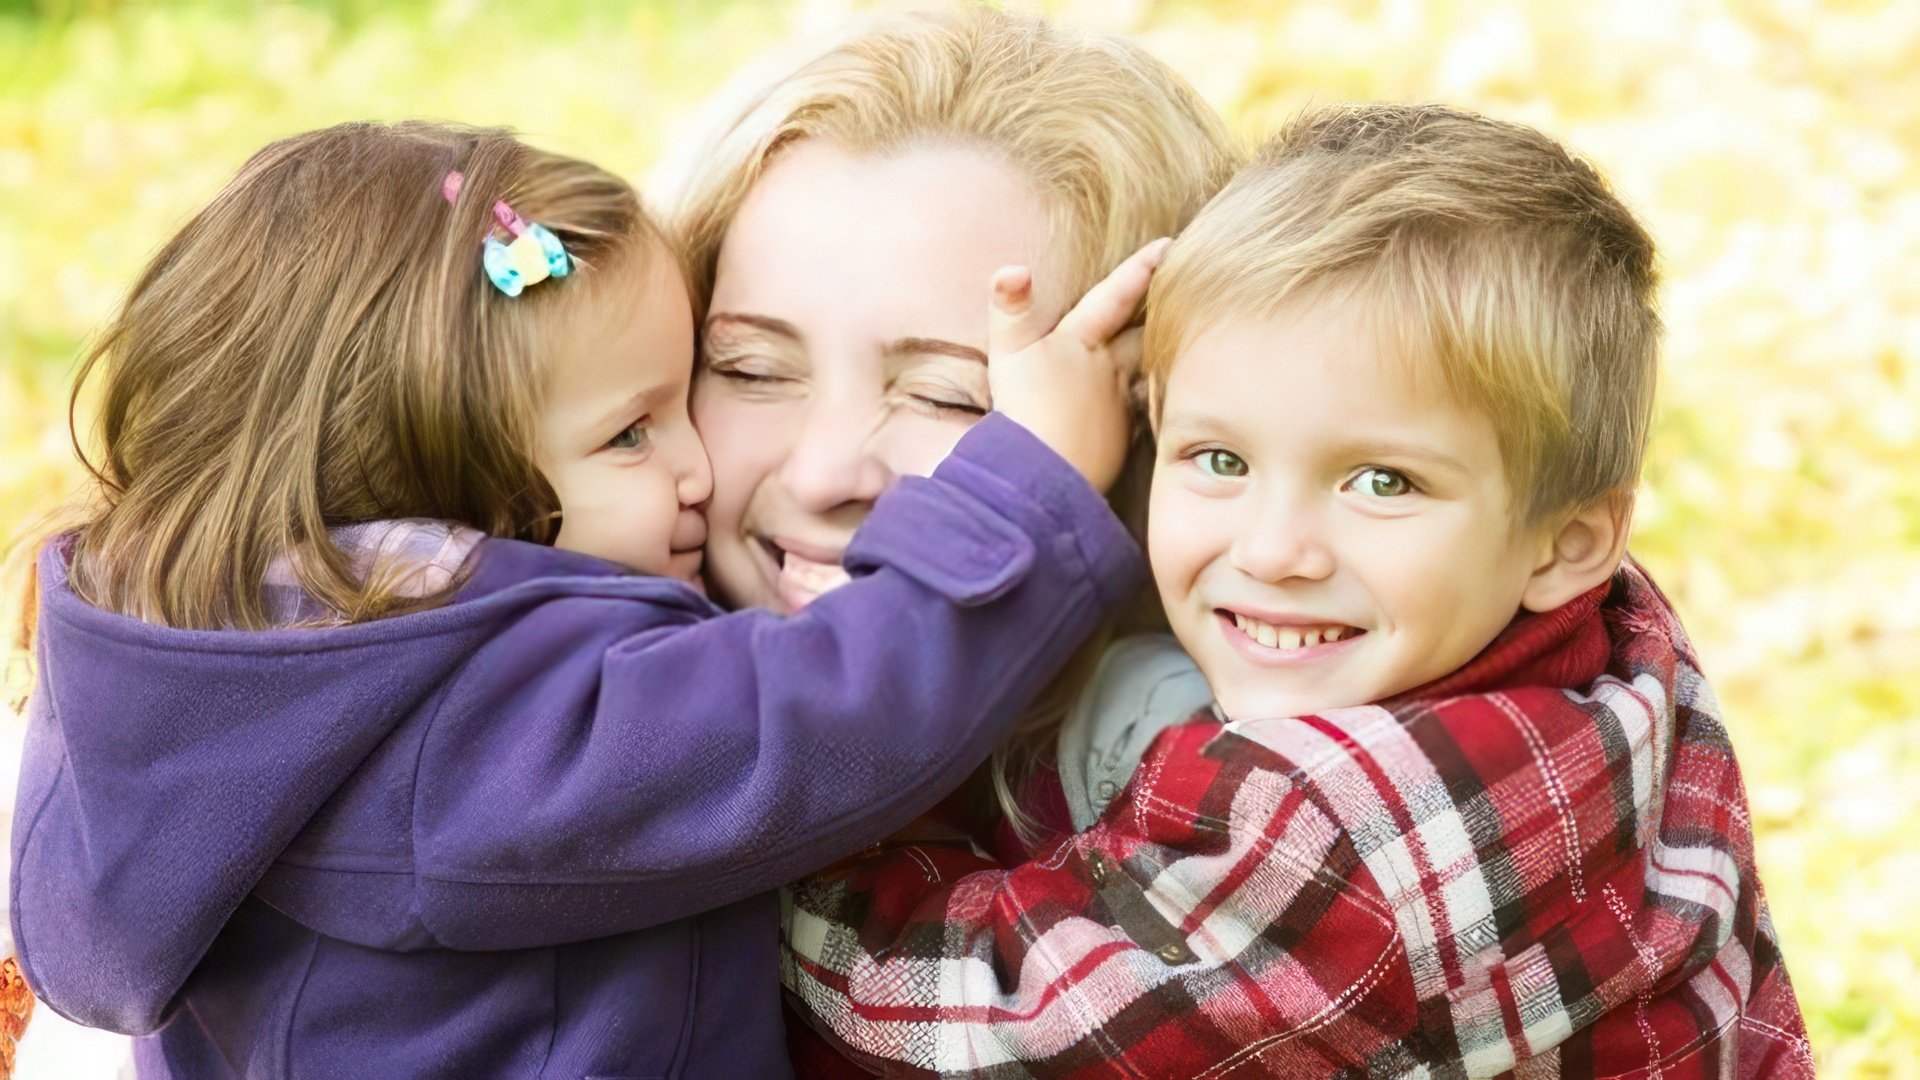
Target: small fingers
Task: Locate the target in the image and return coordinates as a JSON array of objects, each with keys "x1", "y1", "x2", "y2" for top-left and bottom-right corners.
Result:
[
  {"x1": 1056, "y1": 237, "x2": 1172, "y2": 348},
  {"x1": 988, "y1": 265, "x2": 1048, "y2": 357}
]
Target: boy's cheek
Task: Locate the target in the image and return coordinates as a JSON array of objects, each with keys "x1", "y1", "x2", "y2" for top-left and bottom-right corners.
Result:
[{"x1": 1145, "y1": 487, "x2": 1220, "y2": 589}]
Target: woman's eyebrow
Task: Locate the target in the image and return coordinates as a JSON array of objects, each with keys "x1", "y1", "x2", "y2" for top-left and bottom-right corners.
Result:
[
  {"x1": 886, "y1": 336, "x2": 986, "y2": 364},
  {"x1": 705, "y1": 311, "x2": 802, "y2": 341}
]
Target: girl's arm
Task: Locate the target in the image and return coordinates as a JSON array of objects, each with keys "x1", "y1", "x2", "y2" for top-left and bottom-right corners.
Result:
[
  {"x1": 368, "y1": 243, "x2": 1174, "y2": 950},
  {"x1": 400, "y1": 413, "x2": 1143, "y2": 947}
]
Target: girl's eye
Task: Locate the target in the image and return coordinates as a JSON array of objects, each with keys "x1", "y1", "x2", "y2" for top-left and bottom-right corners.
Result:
[
  {"x1": 1348, "y1": 466, "x2": 1413, "y2": 497},
  {"x1": 1197, "y1": 449, "x2": 1249, "y2": 478},
  {"x1": 607, "y1": 420, "x2": 651, "y2": 452}
]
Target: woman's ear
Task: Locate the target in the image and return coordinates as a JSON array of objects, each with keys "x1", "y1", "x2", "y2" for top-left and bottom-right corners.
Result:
[{"x1": 1520, "y1": 490, "x2": 1634, "y2": 613}]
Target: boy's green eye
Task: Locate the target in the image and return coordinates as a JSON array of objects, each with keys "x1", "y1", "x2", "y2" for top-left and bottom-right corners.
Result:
[
  {"x1": 1197, "y1": 449, "x2": 1249, "y2": 478},
  {"x1": 1351, "y1": 466, "x2": 1412, "y2": 497},
  {"x1": 608, "y1": 420, "x2": 651, "y2": 451}
]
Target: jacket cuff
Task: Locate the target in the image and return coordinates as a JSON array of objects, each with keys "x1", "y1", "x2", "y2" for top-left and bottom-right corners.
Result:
[{"x1": 847, "y1": 414, "x2": 1145, "y2": 609}]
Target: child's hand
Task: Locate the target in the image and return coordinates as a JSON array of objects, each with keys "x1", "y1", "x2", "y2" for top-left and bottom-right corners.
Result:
[{"x1": 986, "y1": 237, "x2": 1172, "y2": 492}]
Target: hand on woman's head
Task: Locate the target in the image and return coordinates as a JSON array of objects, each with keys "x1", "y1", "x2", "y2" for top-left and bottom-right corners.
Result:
[{"x1": 984, "y1": 237, "x2": 1172, "y2": 493}]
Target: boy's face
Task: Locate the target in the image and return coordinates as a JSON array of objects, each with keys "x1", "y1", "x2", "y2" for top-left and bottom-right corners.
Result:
[{"x1": 1148, "y1": 293, "x2": 1551, "y2": 721}]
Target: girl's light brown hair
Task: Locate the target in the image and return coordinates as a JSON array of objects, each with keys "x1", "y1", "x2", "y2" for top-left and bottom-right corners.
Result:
[
  {"x1": 60, "y1": 120, "x2": 659, "y2": 630},
  {"x1": 671, "y1": 5, "x2": 1239, "y2": 838}
]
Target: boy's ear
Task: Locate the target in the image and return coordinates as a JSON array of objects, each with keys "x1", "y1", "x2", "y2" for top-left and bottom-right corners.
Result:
[{"x1": 1520, "y1": 490, "x2": 1633, "y2": 614}]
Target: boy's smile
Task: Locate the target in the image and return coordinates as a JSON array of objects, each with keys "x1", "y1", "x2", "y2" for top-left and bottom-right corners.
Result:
[{"x1": 1147, "y1": 290, "x2": 1556, "y2": 722}]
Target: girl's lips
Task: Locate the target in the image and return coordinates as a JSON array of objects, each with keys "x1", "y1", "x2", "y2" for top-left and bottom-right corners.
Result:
[
  {"x1": 669, "y1": 510, "x2": 708, "y2": 553},
  {"x1": 1214, "y1": 609, "x2": 1365, "y2": 667}
]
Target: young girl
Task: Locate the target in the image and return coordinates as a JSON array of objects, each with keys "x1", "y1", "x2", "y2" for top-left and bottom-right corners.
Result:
[{"x1": 9, "y1": 121, "x2": 1160, "y2": 1078}]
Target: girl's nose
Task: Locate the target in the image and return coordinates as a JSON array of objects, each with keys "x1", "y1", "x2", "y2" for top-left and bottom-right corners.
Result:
[{"x1": 675, "y1": 425, "x2": 713, "y2": 509}]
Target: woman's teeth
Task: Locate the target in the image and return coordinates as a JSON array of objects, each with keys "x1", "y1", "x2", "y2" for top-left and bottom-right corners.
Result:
[
  {"x1": 780, "y1": 552, "x2": 850, "y2": 601},
  {"x1": 1232, "y1": 613, "x2": 1353, "y2": 651}
]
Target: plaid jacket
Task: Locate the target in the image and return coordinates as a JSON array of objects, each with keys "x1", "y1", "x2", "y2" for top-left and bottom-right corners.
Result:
[{"x1": 783, "y1": 563, "x2": 1814, "y2": 1077}]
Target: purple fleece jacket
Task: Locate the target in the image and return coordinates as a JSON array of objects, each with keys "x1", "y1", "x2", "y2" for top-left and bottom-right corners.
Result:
[{"x1": 10, "y1": 415, "x2": 1144, "y2": 1079}]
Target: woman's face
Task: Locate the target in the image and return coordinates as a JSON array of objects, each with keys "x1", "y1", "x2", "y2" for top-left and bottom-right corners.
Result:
[{"x1": 695, "y1": 141, "x2": 1062, "y2": 612}]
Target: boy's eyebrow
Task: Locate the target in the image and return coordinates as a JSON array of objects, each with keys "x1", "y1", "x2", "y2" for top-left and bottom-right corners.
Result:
[
  {"x1": 1155, "y1": 410, "x2": 1237, "y2": 439},
  {"x1": 885, "y1": 336, "x2": 986, "y2": 364},
  {"x1": 1333, "y1": 437, "x2": 1473, "y2": 475},
  {"x1": 705, "y1": 312, "x2": 801, "y2": 342}
]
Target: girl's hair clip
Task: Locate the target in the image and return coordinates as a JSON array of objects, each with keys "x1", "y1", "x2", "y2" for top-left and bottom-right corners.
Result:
[{"x1": 441, "y1": 170, "x2": 572, "y2": 297}]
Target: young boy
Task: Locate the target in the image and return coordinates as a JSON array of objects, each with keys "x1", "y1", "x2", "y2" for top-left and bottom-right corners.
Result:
[{"x1": 782, "y1": 105, "x2": 1814, "y2": 1078}]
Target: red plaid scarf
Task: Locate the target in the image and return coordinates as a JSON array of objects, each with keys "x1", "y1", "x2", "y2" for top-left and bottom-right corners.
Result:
[{"x1": 783, "y1": 562, "x2": 1813, "y2": 1077}]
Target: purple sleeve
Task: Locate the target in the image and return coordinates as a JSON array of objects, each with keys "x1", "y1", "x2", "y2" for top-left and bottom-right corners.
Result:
[{"x1": 409, "y1": 415, "x2": 1144, "y2": 948}]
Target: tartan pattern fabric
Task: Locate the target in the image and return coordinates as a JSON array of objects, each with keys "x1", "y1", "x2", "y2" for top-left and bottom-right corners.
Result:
[
  {"x1": 783, "y1": 563, "x2": 1813, "y2": 1077},
  {"x1": 261, "y1": 518, "x2": 481, "y2": 625}
]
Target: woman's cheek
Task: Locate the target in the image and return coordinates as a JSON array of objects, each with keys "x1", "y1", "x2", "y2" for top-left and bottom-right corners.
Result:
[
  {"x1": 694, "y1": 391, "x2": 785, "y2": 513},
  {"x1": 870, "y1": 410, "x2": 977, "y2": 479}
]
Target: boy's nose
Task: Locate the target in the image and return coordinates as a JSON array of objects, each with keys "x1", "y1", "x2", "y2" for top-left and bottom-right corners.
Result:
[{"x1": 1229, "y1": 503, "x2": 1335, "y2": 584}]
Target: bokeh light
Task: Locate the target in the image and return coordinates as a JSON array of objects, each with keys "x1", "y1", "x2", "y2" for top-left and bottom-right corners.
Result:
[{"x1": 2, "y1": 1, "x2": 1915, "y2": 1075}]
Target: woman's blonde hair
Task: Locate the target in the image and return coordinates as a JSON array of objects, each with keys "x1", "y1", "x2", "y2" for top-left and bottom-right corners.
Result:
[
  {"x1": 673, "y1": 4, "x2": 1239, "y2": 837},
  {"x1": 56, "y1": 120, "x2": 660, "y2": 631}
]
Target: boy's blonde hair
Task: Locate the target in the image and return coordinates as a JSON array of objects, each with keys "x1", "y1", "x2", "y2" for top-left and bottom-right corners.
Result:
[
  {"x1": 672, "y1": 4, "x2": 1238, "y2": 835},
  {"x1": 1144, "y1": 104, "x2": 1661, "y2": 525},
  {"x1": 63, "y1": 121, "x2": 662, "y2": 630}
]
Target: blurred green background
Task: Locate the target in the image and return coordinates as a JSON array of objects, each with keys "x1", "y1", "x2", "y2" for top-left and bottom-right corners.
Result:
[{"x1": 2, "y1": 0, "x2": 1916, "y2": 1075}]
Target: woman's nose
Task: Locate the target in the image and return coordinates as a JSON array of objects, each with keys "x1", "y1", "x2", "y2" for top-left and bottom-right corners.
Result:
[{"x1": 778, "y1": 391, "x2": 892, "y2": 513}]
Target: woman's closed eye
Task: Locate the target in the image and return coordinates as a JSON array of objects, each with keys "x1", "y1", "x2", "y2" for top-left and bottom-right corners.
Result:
[
  {"x1": 894, "y1": 371, "x2": 988, "y2": 418},
  {"x1": 700, "y1": 353, "x2": 803, "y2": 398},
  {"x1": 705, "y1": 361, "x2": 784, "y2": 384},
  {"x1": 906, "y1": 391, "x2": 987, "y2": 417},
  {"x1": 704, "y1": 353, "x2": 778, "y2": 379}
]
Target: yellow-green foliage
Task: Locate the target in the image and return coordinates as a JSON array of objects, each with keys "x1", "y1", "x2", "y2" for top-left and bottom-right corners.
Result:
[{"x1": 2, "y1": 1, "x2": 1916, "y2": 1075}]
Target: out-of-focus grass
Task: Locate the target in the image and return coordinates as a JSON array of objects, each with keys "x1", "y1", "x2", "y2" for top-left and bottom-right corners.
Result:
[{"x1": 2, "y1": 1, "x2": 1916, "y2": 1075}]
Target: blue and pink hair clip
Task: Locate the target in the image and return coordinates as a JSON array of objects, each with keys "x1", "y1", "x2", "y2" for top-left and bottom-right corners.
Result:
[{"x1": 441, "y1": 170, "x2": 571, "y2": 297}]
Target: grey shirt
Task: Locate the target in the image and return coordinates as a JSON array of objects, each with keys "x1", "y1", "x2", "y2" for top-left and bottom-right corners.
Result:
[{"x1": 1056, "y1": 634, "x2": 1216, "y2": 831}]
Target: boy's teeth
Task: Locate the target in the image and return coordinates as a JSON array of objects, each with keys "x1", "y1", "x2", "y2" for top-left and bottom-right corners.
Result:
[{"x1": 1232, "y1": 614, "x2": 1352, "y2": 652}]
